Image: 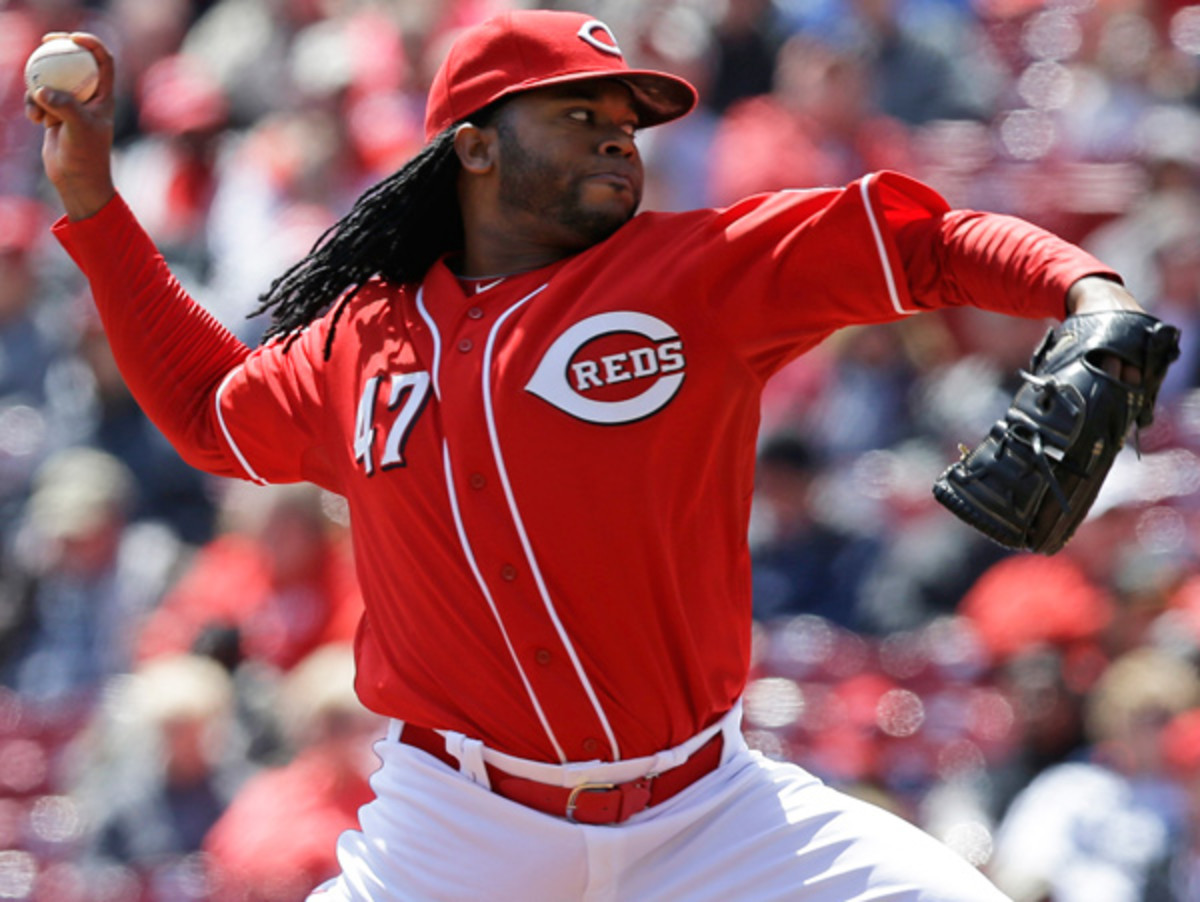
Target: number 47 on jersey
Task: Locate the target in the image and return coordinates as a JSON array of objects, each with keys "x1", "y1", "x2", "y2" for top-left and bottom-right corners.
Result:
[{"x1": 353, "y1": 371, "x2": 432, "y2": 475}]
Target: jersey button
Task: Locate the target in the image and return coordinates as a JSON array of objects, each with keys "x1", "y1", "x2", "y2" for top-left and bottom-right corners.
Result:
[
  {"x1": 534, "y1": 648, "x2": 551, "y2": 665},
  {"x1": 582, "y1": 738, "x2": 600, "y2": 755},
  {"x1": 457, "y1": 338, "x2": 473, "y2": 353},
  {"x1": 467, "y1": 306, "x2": 484, "y2": 320},
  {"x1": 468, "y1": 472, "x2": 486, "y2": 490},
  {"x1": 500, "y1": 564, "x2": 517, "y2": 581}
]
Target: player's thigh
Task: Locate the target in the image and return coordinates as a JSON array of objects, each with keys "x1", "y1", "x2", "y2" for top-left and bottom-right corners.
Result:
[{"x1": 618, "y1": 752, "x2": 1010, "y2": 902}]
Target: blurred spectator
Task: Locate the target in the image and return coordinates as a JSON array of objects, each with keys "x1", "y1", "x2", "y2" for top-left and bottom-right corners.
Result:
[
  {"x1": 988, "y1": 646, "x2": 1200, "y2": 902},
  {"x1": 289, "y1": 3, "x2": 421, "y2": 182},
  {"x1": 796, "y1": 323, "x2": 922, "y2": 460},
  {"x1": 958, "y1": 548, "x2": 1114, "y2": 668},
  {"x1": 750, "y1": 432, "x2": 882, "y2": 628},
  {"x1": 0, "y1": 196, "x2": 57, "y2": 405},
  {"x1": 986, "y1": 646, "x2": 1092, "y2": 818},
  {"x1": 113, "y1": 53, "x2": 231, "y2": 284},
  {"x1": 196, "y1": 4, "x2": 422, "y2": 341},
  {"x1": 1161, "y1": 558, "x2": 1200, "y2": 660},
  {"x1": 203, "y1": 643, "x2": 383, "y2": 901},
  {"x1": 136, "y1": 482, "x2": 361, "y2": 674},
  {"x1": 855, "y1": 505, "x2": 1013, "y2": 636},
  {"x1": 1140, "y1": 214, "x2": 1200, "y2": 404},
  {"x1": 1161, "y1": 707, "x2": 1200, "y2": 899},
  {"x1": 1081, "y1": 102, "x2": 1200, "y2": 304},
  {"x1": 1054, "y1": 8, "x2": 1162, "y2": 165},
  {"x1": 0, "y1": 447, "x2": 181, "y2": 708},
  {"x1": 202, "y1": 106, "x2": 353, "y2": 341},
  {"x1": 703, "y1": 0, "x2": 788, "y2": 115},
  {"x1": 839, "y1": 0, "x2": 995, "y2": 126},
  {"x1": 0, "y1": 195, "x2": 73, "y2": 525},
  {"x1": 105, "y1": 0, "x2": 197, "y2": 143},
  {"x1": 69, "y1": 654, "x2": 244, "y2": 890},
  {"x1": 708, "y1": 32, "x2": 916, "y2": 204},
  {"x1": 179, "y1": 0, "x2": 302, "y2": 130},
  {"x1": 58, "y1": 317, "x2": 219, "y2": 545},
  {"x1": 1101, "y1": 529, "x2": 1193, "y2": 664}
]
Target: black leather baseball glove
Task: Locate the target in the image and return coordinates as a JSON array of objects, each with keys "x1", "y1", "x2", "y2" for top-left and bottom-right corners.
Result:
[{"x1": 932, "y1": 310, "x2": 1181, "y2": 555}]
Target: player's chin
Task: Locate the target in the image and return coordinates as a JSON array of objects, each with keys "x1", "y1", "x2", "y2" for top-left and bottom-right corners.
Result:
[
  {"x1": 580, "y1": 176, "x2": 640, "y2": 211},
  {"x1": 581, "y1": 192, "x2": 640, "y2": 233}
]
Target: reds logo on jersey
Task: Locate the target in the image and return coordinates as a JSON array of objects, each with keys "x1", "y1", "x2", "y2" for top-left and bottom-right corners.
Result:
[{"x1": 525, "y1": 311, "x2": 686, "y2": 424}]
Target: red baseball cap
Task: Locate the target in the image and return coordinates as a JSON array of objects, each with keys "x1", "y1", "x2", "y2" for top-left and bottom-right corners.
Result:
[{"x1": 424, "y1": 10, "x2": 698, "y2": 141}]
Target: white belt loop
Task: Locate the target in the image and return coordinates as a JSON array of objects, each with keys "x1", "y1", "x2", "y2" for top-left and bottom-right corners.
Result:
[
  {"x1": 648, "y1": 702, "x2": 741, "y2": 774},
  {"x1": 719, "y1": 698, "x2": 746, "y2": 765},
  {"x1": 443, "y1": 730, "x2": 491, "y2": 789},
  {"x1": 647, "y1": 746, "x2": 687, "y2": 776},
  {"x1": 387, "y1": 719, "x2": 403, "y2": 743}
]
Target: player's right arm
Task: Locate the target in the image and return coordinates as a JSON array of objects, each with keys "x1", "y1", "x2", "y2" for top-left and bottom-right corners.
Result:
[{"x1": 24, "y1": 34, "x2": 283, "y2": 482}]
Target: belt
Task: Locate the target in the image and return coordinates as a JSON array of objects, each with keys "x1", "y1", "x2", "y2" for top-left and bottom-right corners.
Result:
[{"x1": 398, "y1": 724, "x2": 723, "y2": 826}]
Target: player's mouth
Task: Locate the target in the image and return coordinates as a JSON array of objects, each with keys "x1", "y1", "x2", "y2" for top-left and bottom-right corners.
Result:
[{"x1": 587, "y1": 171, "x2": 636, "y2": 193}]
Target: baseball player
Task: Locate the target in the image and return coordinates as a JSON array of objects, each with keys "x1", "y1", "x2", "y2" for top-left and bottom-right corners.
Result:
[{"x1": 27, "y1": 11, "x2": 1155, "y2": 901}]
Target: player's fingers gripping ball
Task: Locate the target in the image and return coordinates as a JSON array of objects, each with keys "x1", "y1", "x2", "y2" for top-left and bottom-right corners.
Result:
[
  {"x1": 25, "y1": 38, "x2": 99, "y2": 102},
  {"x1": 933, "y1": 310, "x2": 1181, "y2": 555}
]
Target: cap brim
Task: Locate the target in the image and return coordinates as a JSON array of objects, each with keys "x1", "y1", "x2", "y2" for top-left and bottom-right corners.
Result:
[{"x1": 618, "y1": 71, "x2": 698, "y2": 128}]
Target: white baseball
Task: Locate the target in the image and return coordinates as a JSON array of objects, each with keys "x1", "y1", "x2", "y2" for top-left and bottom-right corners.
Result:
[{"x1": 25, "y1": 38, "x2": 100, "y2": 102}]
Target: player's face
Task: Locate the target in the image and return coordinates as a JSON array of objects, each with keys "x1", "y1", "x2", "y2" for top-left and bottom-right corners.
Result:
[{"x1": 493, "y1": 81, "x2": 644, "y2": 251}]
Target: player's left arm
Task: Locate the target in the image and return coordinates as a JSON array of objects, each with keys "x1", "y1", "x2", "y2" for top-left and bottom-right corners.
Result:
[
  {"x1": 892, "y1": 207, "x2": 1116, "y2": 321},
  {"x1": 1066, "y1": 273, "x2": 1144, "y2": 313},
  {"x1": 879, "y1": 166, "x2": 1155, "y2": 380},
  {"x1": 911, "y1": 201, "x2": 1181, "y2": 553}
]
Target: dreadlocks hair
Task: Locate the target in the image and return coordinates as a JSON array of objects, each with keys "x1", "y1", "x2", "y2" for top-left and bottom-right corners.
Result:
[{"x1": 250, "y1": 124, "x2": 465, "y2": 358}]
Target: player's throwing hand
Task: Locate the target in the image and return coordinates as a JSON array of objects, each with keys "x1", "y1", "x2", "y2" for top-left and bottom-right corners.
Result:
[{"x1": 23, "y1": 32, "x2": 116, "y2": 222}]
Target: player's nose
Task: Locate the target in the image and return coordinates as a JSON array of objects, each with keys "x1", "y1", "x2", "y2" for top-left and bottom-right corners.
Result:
[{"x1": 598, "y1": 129, "x2": 636, "y2": 157}]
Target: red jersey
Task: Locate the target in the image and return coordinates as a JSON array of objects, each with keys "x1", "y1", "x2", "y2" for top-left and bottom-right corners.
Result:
[{"x1": 56, "y1": 171, "x2": 1115, "y2": 763}]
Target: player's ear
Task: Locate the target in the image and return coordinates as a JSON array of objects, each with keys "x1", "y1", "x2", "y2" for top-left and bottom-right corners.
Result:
[{"x1": 454, "y1": 122, "x2": 498, "y2": 175}]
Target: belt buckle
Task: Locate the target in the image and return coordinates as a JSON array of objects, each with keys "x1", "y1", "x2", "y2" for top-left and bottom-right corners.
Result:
[
  {"x1": 565, "y1": 782, "x2": 616, "y2": 823},
  {"x1": 565, "y1": 775, "x2": 659, "y2": 825}
]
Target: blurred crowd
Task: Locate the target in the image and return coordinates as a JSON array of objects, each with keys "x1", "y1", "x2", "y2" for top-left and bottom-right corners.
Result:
[{"x1": 5, "y1": 0, "x2": 1200, "y2": 899}]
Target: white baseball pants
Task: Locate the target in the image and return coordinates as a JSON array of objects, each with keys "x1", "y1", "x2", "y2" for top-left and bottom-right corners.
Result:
[{"x1": 309, "y1": 709, "x2": 1010, "y2": 901}]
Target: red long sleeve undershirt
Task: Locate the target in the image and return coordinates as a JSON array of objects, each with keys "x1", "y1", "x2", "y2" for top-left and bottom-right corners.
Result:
[{"x1": 55, "y1": 194, "x2": 252, "y2": 477}]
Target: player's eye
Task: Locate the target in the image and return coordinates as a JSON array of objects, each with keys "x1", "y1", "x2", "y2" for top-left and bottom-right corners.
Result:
[{"x1": 564, "y1": 107, "x2": 638, "y2": 138}]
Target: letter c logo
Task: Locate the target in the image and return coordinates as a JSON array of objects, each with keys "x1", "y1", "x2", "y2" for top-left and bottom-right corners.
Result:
[{"x1": 577, "y1": 20, "x2": 623, "y2": 57}]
